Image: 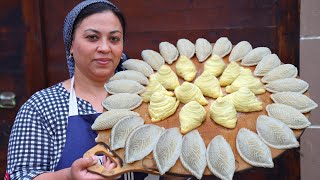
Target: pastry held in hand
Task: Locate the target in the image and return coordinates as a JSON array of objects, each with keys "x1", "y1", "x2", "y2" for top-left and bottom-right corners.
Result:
[
  {"x1": 140, "y1": 79, "x2": 174, "y2": 102},
  {"x1": 122, "y1": 59, "x2": 154, "y2": 77},
  {"x1": 226, "y1": 68, "x2": 265, "y2": 95},
  {"x1": 153, "y1": 128, "x2": 183, "y2": 175},
  {"x1": 141, "y1": 49, "x2": 165, "y2": 71},
  {"x1": 264, "y1": 78, "x2": 309, "y2": 93},
  {"x1": 261, "y1": 64, "x2": 298, "y2": 83},
  {"x1": 148, "y1": 91, "x2": 179, "y2": 122},
  {"x1": 266, "y1": 103, "x2": 311, "y2": 129},
  {"x1": 241, "y1": 47, "x2": 271, "y2": 66},
  {"x1": 229, "y1": 41, "x2": 252, "y2": 62},
  {"x1": 179, "y1": 101, "x2": 206, "y2": 134},
  {"x1": 91, "y1": 109, "x2": 140, "y2": 130},
  {"x1": 207, "y1": 135, "x2": 235, "y2": 180},
  {"x1": 176, "y1": 38, "x2": 195, "y2": 59},
  {"x1": 180, "y1": 130, "x2": 207, "y2": 179},
  {"x1": 104, "y1": 79, "x2": 145, "y2": 95},
  {"x1": 204, "y1": 54, "x2": 226, "y2": 77},
  {"x1": 195, "y1": 38, "x2": 212, "y2": 62},
  {"x1": 109, "y1": 70, "x2": 150, "y2": 85},
  {"x1": 219, "y1": 61, "x2": 241, "y2": 86},
  {"x1": 212, "y1": 37, "x2": 232, "y2": 58},
  {"x1": 236, "y1": 128, "x2": 274, "y2": 168},
  {"x1": 102, "y1": 93, "x2": 142, "y2": 110},
  {"x1": 209, "y1": 98, "x2": 237, "y2": 129},
  {"x1": 225, "y1": 87, "x2": 263, "y2": 112},
  {"x1": 125, "y1": 124, "x2": 163, "y2": 163},
  {"x1": 194, "y1": 71, "x2": 223, "y2": 98},
  {"x1": 174, "y1": 82, "x2": 208, "y2": 105},
  {"x1": 159, "y1": 41, "x2": 179, "y2": 64},
  {"x1": 253, "y1": 54, "x2": 281, "y2": 76},
  {"x1": 256, "y1": 115, "x2": 299, "y2": 149},
  {"x1": 152, "y1": 65, "x2": 180, "y2": 90},
  {"x1": 175, "y1": 55, "x2": 197, "y2": 81}
]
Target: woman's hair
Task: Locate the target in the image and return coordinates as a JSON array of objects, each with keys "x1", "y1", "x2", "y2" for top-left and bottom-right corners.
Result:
[{"x1": 72, "y1": 2, "x2": 127, "y2": 41}]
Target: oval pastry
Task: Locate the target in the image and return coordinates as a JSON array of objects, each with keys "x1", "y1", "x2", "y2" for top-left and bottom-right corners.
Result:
[
  {"x1": 177, "y1": 38, "x2": 195, "y2": 59},
  {"x1": 209, "y1": 97, "x2": 237, "y2": 129},
  {"x1": 109, "y1": 70, "x2": 149, "y2": 85},
  {"x1": 174, "y1": 82, "x2": 208, "y2": 105},
  {"x1": 212, "y1": 37, "x2": 232, "y2": 58},
  {"x1": 264, "y1": 78, "x2": 309, "y2": 93},
  {"x1": 104, "y1": 79, "x2": 145, "y2": 95},
  {"x1": 236, "y1": 128, "x2": 274, "y2": 168},
  {"x1": 122, "y1": 59, "x2": 154, "y2": 77},
  {"x1": 241, "y1": 47, "x2": 271, "y2": 66},
  {"x1": 175, "y1": 55, "x2": 197, "y2": 81},
  {"x1": 195, "y1": 38, "x2": 212, "y2": 62},
  {"x1": 194, "y1": 71, "x2": 223, "y2": 98},
  {"x1": 102, "y1": 93, "x2": 142, "y2": 110},
  {"x1": 179, "y1": 101, "x2": 206, "y2": 134},
  {"x1": 159, "y1": 41, "x2": 179, "y2": 64},
  {"x1": 256, "y1": 115, "x2": 299, "y2": 149},
  {"x1": 207, "y1": 135, "x2": 235, "y2": 180},
  {"x1": 253, "y1": 54, "x2": 281, "y2": 76},
  {"x1": 141, "y1": 49, "x2": 165, "y2": 71},
  {"x1": 204, "y1": 54, "x2": 226, "y2": 77},
  {"x1": 180, "y1": 130, "x2": 207, "y2": 180},
  {"x1": 261, "y1": 64, "x2": 298, "y2": 83},
  {"x1": 153, "y1": 128, "x2": 183, "y2": 175},
  {"x1": 229, "y1": 41, "x2": 252, "y2": 62}
]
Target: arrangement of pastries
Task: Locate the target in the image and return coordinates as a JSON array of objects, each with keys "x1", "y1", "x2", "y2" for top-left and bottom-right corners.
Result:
[{"x1": 91, "y1": 37, "x2": 317, "y2": 179}]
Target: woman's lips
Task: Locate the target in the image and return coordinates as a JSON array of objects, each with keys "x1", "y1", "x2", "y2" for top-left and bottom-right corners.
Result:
[{"x1": 95, "y1": 58, "x2": 112, "y2": 65}]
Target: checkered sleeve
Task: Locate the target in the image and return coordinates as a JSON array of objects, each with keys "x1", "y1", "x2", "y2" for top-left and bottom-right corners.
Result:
[{"x1": 7, "y1": 101, "x2": 53, "y2": 180}]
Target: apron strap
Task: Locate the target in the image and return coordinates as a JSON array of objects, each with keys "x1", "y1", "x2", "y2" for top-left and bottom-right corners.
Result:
[{"x1": 69, "y1": 76, "x2": 79, "y2": 116}]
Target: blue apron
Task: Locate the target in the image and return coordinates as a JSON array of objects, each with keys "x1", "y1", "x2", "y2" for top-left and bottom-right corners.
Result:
[{"x1": 54, "y1": 77, "x2": 148, "y2": 180}]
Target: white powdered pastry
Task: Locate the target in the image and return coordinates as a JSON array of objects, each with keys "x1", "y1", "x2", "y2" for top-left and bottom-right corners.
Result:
[
  {"x1": 195, "y1": 38, "x2": 212, "y2": 62},
  {"x1": 261, "y1": 64, "x2": 298, "y2": 83},
  {"x1": 212, "y1": 37, "x2": 232, "y2": 58},
  {"x1": 253, "y1": 54, "x2": 281, "y2": 76},
  {"x1": 264, "y1": 78, "x2": 309, "y2": 93},
  {"x1": 109, "y1": 70, "x2": 149, "y2": 85},
  {"x1": 236, "y1": 128, "x2": 274, "y2": 168},
  {"x1": 270, "y1": 92, "x2": 318, "y2": 113},
  {"x1": 180, "y1": 130, "x2": 207, "y2": 180},
  {"x1": 256, "y1": 115, "x2": 299, "y2": 149},
  {"x1": 266, "y1": 103, "x2": 311, "y2": 129},
  {"x1": 110, "y1": 116, "x2": 145, "y2": 150},
  {"x1": 125, "y1": 124, "x2": 163, "y2": 163},
  {"x1": 159, "y1": 41, "x2": 179, "y2": 64},
  {"x1": 122, "y1": 59, "x2": 154, "y2": 77},
  {"x1": 241, "y1": 47, "x2": 271, "y2": 66},
  {"x1": 141, "y1": 49, "x2": 165, "y2": 71},
  {"x1": 177, "y1": 38, "x2": 195, "y2": 58},
  {"x1": 207, "y1": 135, "x2": 235, "y2": 180},
  {"x1": 229, "y1": 41, "x2": 252, "y2": 62},
  {"x1": 153, "y1": 128, "x2": 183, "y2": 175},
  {"x1": 91, "y1": 110, "x2": 140, "y2": 130},
  {"x1": 102, "y1": 93, "x2": 142, "y2": 110},
  {"x1": 104, "y1": 79, "x2": 145, "y2": 95}
]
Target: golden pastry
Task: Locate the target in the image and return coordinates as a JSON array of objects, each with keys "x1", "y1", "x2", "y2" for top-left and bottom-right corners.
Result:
[
  {"x1": 227, "y1": 87, "x2": 263, "y2": 112},
  {"x1": 204, "y1": 54, "x2": 226, "y2": 77},
  {"x1": 175, "y1": 55, "x2": 197, "y2": 81},
  {"x1": 152, "y1": 65, "x2": 180, "y2": 90},
  {"x1": 194, "y1": 71, "x2": 223, "y2": 98},
  {"x1": 140, "y1": 79, "x2": 174, "y2": 102},
  {"x1": 174, "y1": 82, "x2": 208, "y2": 105},
  {"x1": 209, "y1": 97, "x2": 237, "y2": 129},
  {"x1": 179, "y1": 101, "x2": 206, "y2": 134},
  {"x1": 219, "y1": 61, "x2": 241, "y2": 86}
]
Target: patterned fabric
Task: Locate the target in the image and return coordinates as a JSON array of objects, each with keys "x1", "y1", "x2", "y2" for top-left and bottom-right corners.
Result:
[
  {"x1": 6, "y1": 83, "x2": 96, "y2": 180},
  {"x1": 63, "y1": 0, "x2": 119, "y2": 77}
]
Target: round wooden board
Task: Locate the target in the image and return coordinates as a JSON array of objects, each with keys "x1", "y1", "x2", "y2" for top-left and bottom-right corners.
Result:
[{"x1": 93, "y1": 54, "x2": 307, "y2": 177}]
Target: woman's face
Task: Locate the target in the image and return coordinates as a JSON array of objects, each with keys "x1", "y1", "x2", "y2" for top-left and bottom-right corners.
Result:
[{"x1": 71, "y1": 11, "x2": 123, "y2": 82}]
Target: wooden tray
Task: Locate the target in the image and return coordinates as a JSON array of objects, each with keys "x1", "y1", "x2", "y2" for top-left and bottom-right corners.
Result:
[{"x1": 84, "y1": 54, "x2": 307, "y2": 178}]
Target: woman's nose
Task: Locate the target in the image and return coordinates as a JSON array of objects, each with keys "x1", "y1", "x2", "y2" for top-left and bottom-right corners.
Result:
[{"x1": 97, "y1": 40, "x2": 111, "y2": 53}]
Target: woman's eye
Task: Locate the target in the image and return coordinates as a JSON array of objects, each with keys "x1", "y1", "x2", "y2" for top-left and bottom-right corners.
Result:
[
  {"x1": 110, "y1": 36, "x2": 121, "y2": 42},
  {"x1": 86, "y1": 35, "x2": 98, "y2": 41}
]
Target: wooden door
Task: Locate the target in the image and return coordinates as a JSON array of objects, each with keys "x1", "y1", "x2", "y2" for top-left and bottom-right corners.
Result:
[{"x1": 0, "y1": 0, "x2": 300, "y2": 179}]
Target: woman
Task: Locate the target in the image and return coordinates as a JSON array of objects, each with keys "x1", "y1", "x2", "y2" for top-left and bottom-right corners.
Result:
[{"x1": 6, "y1": 0, "x2": 147, "y2": 179}]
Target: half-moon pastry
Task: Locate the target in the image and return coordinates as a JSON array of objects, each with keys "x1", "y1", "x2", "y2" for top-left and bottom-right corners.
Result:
[
  {"x1": 109, "y1": 70, "x2": 149, "y2": 85},
  {"x1": 261, "y1": 64, "x2": 298, "y2": 83},
  {"x1": 194, "y1": 71, "x2": 223, "y2": 98},
  {"x1": 91, "y1": 109, "x2": 140, "y2": 130},
  {"x1": 219, "y1": 61, "x2": 241, "y2": 87},
  {"x1": 236, "y1": 128, "x2": 274, "y2": 168},
  {"x1": 207, "y1": 135, "x2": 235, "y2": 180},
  {"x1": 212, "y1": 37, "x2": 232, "y2": 58},
  {"x1": 226, "y1": 68, "x2": 265, "y2": 95},
  {"x1": 241, "y1": 47, "x2": 271, "y2": 66},
  {"x1": 159, "y1": 41, "x2": 179, "y2": 64},
  {"x1": 148, "y1": 91, "x2": 180, "y2": 122},
  {"x1": 122, "y1": 59, "x2": 154, "y2": 77},
  {"x1": 141, "y1": 49, "x2": 165, "y2": 71},
  {"x1": 229, "y1": 41, "x2": 252, "y2": 62},
  {"x1": 195, "y1": 38, "x2": 212, "y2": 62},
  {"x1": 125, "y1": 124, "x2": 163, "y2": 163},
  {"x1": 179, "y1": 101, "x2": 206, "y2": 134},
  {"x1": 180, "y1": 130, "x2": 207, "y2": 180},
  {"x1": 209, "y1": 97, "x2": 237, "y2": 129},
  {"x1": 264, "y1": 78, "x2": 309, "y2": 93},
  {"x1": 266, "y1": 103, "x2": 311, "y2": 129},
  {"x1": 102, "y1": 93, "x2": 142, "y2": 110},
  {"x1": 204, "y1": 54, "x2": 226, "y2": 77},
  {"x1": 140, "y1": 79, "x2": 174, "y2": 102},
  {"x1": 110, "y1": 116, "x2": 145, "y2": 150},
  {"x1": 153, "y1": 128, "x2": 183, "y2": 175},
  {"x1": 104, "y1": 79, "x2": 145, "y2": 95},
  {"x1": 227, "y1": 87, "x2": 263, "y2": 112},
  {"x1": 270, "y1": 92, "x2": 318, "y2": 113},
  {"x1": 174, "y1": 82, "x2": 208, "y2": 105},
  {"x1": 253, "y1": 54, "x2": 281, "y2": 76},
  {"x1": 152, "y1": 65, "x2": 180, "y2": 90},
  {"x1": 177, "y1": 38, "x2": 195, "y2": 59},
  {"x1": 256, "y1": 115, "x2": 299, "y2": 149},
  {"x1": 175, "y1": 55, "x2": 197, "y2": 81}
]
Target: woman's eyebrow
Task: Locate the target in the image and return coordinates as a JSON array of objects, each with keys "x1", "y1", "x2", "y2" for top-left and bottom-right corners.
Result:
[{"x1": 84, "y1": 29, "x2": 122, "y2": 35}]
